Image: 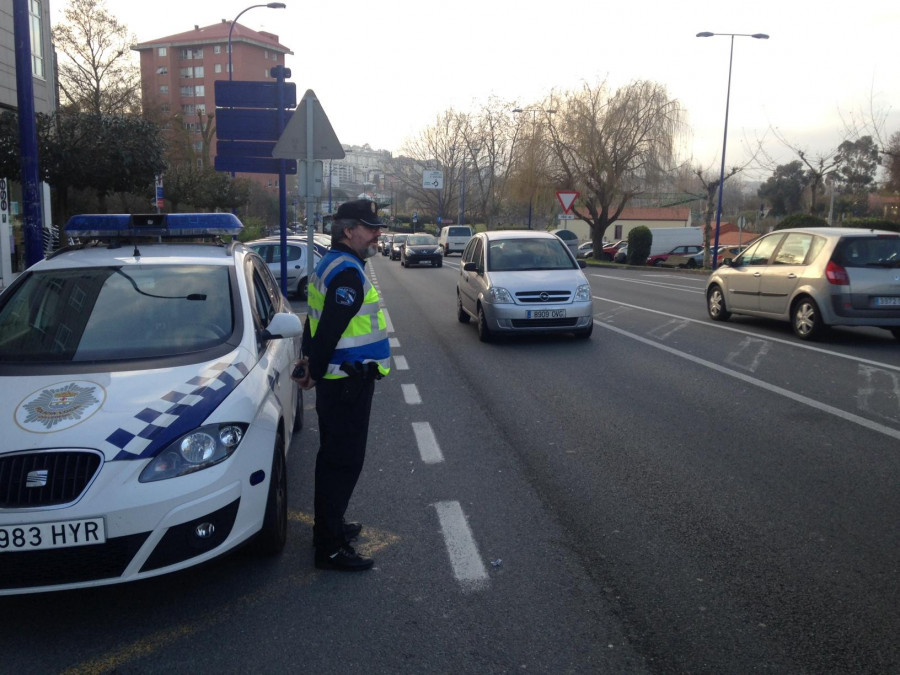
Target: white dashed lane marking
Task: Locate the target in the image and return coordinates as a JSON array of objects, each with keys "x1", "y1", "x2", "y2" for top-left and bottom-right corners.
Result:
[
  {"x1": 401, "y1": 383, "x2": 421, "y2": 405},
  {"x1": 393, "y1": 355, "x2": 409, "y2": 370},
  {"x1": 412, "y1": 421, "x2": 443, "y2": 464},
  {"x1": 433, "y1": 500, "x2": 489, "y2": 592}
]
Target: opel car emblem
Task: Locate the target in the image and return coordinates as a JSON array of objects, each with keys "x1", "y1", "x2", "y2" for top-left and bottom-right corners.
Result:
[{"x1": 540, "y1": 292, "x2": 550, "y2": 302}]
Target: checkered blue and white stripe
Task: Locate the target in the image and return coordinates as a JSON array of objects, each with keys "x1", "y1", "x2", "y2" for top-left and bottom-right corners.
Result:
[{"x1": 107, "y1": 358, "x2": 251, "y2": 460}]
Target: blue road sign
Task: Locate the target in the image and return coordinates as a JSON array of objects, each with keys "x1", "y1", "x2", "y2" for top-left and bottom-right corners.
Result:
[
  {"x1": 215, "y1": 156, "x2": 297, "y2": 174},
  {"x1": 214, "y1": 81, "x2": 296, "y2": 109}
]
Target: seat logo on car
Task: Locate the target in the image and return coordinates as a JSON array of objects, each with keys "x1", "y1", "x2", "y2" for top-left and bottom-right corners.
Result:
[
  {"x1": 26, "y1": 470, "x2": 49, "y2": 488},
  {"x1": 15, "y1": 381, "x2": 106, "y2": 433}
]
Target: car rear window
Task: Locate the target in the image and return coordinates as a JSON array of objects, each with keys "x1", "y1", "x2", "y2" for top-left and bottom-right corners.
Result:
[
  {"x1": 447, "y1": 227, "x2": 470, "y2": 237},
  {"x1": 834, "y1": 236, "x2": 900, "y2": 268},
  {"x1": 0, "y1": 265, "x2": 234, "y2": 362}
]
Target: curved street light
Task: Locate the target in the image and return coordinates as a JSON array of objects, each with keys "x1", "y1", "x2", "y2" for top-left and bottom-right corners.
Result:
[
  {"x1": 696, "y1": 31, "x2": 769, "y2": 268},
  {"x1": 512, "y1": 107, "x2": 557, "y2": 229},
  {"x1": 228, "y1": 3, "x2": 286, "y2": 81}
]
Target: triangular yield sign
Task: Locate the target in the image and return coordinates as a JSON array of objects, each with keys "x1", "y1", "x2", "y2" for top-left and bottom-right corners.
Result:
[
  {"x1": 556, "y1": 191, "x2": 579, "y2": 214},
  {"x1": 273, "y1": 89, "x2": 345, "y2": 160}
]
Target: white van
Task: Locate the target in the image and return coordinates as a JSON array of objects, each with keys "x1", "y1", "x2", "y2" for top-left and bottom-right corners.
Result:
[
  {"x1": 438, "y1": 225, "x2": 474, "y2": 256},
  {"x1": 646, "y1": 226, "x2": 703, "y2": 256}
]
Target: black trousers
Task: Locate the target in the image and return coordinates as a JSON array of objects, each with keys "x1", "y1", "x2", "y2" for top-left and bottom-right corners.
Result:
[{"x1": 313, "y1": 376, "x2": 376, "y2": 550}]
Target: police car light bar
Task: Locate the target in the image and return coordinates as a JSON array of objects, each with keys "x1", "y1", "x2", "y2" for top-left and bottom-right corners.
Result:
[{"x1": 65, "y1": 213, "x2": 243, "y2": 238}]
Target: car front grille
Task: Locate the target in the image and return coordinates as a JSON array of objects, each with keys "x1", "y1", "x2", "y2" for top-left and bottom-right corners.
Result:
[
  {"x1": 0, "y1": 450, "x2": 102, "y2": 508},
  {"x1": 0, "y1": 532, "x2": 149, "y2": 590},
  {"x1": 515, "y1": 290, "x2": 572, "y2": 303}
]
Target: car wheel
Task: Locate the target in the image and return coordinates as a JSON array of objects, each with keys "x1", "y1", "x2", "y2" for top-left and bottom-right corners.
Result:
[
  {"x1": 575, "y1": 321, "x2": 593, "y2": 339},
  {"x1": 292, "y1": 386, "x2": 304, "y2": 432},
  {"x1": 436, "y1": 261, "x2": 442, "y2": 268},
  {"x1": 295, "y1": 277, "x2": 308, "y2": 301},
  {"x1": 653, "y1": 259, "x2": 663, "y2": 267},
  {"x1": 792, "y1": 296, "x2": 826, "y2": 340},
  {"x1": 444, "y1": 245, "x2": 450, "y2": 255},
  {"x1": 602, "y1": 253, "x2": 613, "y2": 262},
  {"x1": 686, "y1": 259, "x2": 698, "y2": 269},
  {"x1": 477, "y1": 305, "x2": 492, "y2": 342},
  {"x1": 457, "y1": 293, "x2": 470, "y2": 324},
  {"x1": 707, "y1": 285, "x2": 731, "y2": 321},
  {"x1": 253, "y1": 433, "x2": 287, "y2": 555}
]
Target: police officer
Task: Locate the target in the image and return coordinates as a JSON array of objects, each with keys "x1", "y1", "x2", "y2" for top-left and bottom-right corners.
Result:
[{"x1": 292, "y1": 199, "x2": 389, "y2": 571}]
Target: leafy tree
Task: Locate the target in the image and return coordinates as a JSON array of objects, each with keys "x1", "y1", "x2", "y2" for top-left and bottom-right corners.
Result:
[
  {"x1": 884, "y1": 131, "x2": 900, "y2": 193},
  {"x1": 545, "y1": 80, "x2": 684, "y2": 252},
  {"x1": 833, "y1": 136, "x2": 879, "y2": 217},
  {"x1": 626, "y1": 226, "x2": 651, "y2": 265},
  {"x1": 773, "y1": 213, "x2": 827, "y2": 230},
  {"x1": 758, "y1": 161, "x2": 807, "y2": 216},
  {"x1": 52, "y1": 0, "x2": 141, "y2": 115}
]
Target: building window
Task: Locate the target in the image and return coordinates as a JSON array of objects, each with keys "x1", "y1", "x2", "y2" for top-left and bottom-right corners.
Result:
[
  {"x1": 214, "y1": 45, "x2": 221, "y2": 54},
  {"x1": 195, "y1": 85, "x2": 204, "y2": 96},
  {"x1": 196, "y1": 104, "x2": 206, "y2": 116},
  {"x1": 194, "y1": 66, "x2": 204, "y2": 78},
  {"x1": 161, "y1": 103, "x2": 170, "y2": 113},
  {"x1": 214, "y1": 63, "x2": 222, "y2": 74},
  {"x1": 182, "y1": 104, "x2": 196, "y2": 115},
  {"x1": 28, "y1": 0, "x2": 45, "y2": 79},
  {"x1": 180, "y1": 85, "x2": 194, "y2": 97},
  {"x1": 180, "y1": 48, "x2": 203, "y2": 60},
  {"x1": 158, "y1": 47, "x2": 167, "y2": 57},
  {"x1": 160, "y1": 85, "x2": 169, "y2": 95},
  {"x1": 197, "y1": 158, "x2": 204, "y2": 169},
  {"x1": 264, "y1": 50, "x2": 268, "y2": 59},
  {"x1": 264, "y1": 69, "x2": 269, "y2": 78},
  {"x1": 157, "y1": 66, "x2": 168, "y2": 75}
]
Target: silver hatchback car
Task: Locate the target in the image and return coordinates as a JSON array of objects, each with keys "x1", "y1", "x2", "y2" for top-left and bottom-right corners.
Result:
[
  {"x1": 457, "y1": 231, "x2": 594, "y2": 341},
  {"x1": 706, "y1": 227, "x2": 900, "y2": 341}
]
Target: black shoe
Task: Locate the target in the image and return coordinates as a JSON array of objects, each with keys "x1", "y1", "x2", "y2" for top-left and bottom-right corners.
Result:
[
  {"x1": 311, "y1": 521, "x2": 363, "y2": 547},
  {"x1": 314, "y1": 544, "x2": 374, "y2": 571}
]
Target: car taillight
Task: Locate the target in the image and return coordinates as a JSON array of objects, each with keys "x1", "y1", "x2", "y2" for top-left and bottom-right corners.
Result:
[{"x1": 825, "y1": 260, "x2": 849, "y2": 285}]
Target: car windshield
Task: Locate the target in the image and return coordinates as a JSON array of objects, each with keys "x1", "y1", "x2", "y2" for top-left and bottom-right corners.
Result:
[
  {"x1": 407, "y1": 235, "x2": 437, "y2": 245},
  {"x1": 0, "y1": 265, "x2": 234, "y2": 363},
  {"x1": 487, "y1": 238, "x2": 575, "y2": 271},
  {"x1": 393, "y1": 235, "x2": 408, "y2": 245}
]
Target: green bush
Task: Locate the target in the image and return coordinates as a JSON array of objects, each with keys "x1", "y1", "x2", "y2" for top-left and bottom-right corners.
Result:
[
  {"x1": 841, "y1": 217, "x2": 900, "y2": 233},
  {"x1": 773, "y1": 214, "x2": 828, "y2": 230},
  {"x1": 627, "y1": 226, "x2": 651, "y2": 265}
]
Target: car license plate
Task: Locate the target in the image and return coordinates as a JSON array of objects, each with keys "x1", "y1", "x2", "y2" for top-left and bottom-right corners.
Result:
[
  {"x1": 527, "y1": 309, "x2": 566, "y2": 319},
  {"x1": 874, "y1": 296, "x2": 900, "y2": 306},
  {"x1": 0, "y1": 517, "x2": 106, "y2": 552}
]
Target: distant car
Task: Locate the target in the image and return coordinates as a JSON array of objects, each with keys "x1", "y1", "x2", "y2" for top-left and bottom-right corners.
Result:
[
  {"x1": 601, "y1": 240, "x2": 627, "y2": 261},
  {"x1": 614, "y1": 245, "x2": 628, "y2": 263},
  {"x1": 247, "y1": 237, "x2": 322, "y2": 300},
  {"x1": 0, "y1": 213, "x2": 303, "y2": 596},
  {"x1": 438, "y1": 225, "x2": 474, "y2": 256},
  {"x1": 456, "y1": 230, "x2": 594, "y2": 341},
  {"x1": 549, "y1": 228, "x2": 579, "y2": 256},
  {"x1": 576, "y1": 241, "x2": 595, "y2": 259},
  {"x1": 381, "y1": 234, "x2": 394, "y2": 256},
  {"x1": 706, "y1": 227, "x2": 900, "y2": 341},
  {"x1": 390, "y1": 233, "x2": 409, "y2": 260},
  {"x1": 646, "y1": 244, "x2": 704, "y2": 267},
  {"x1": 401, "y1": 234, "x2": 442, "y2": 268}
]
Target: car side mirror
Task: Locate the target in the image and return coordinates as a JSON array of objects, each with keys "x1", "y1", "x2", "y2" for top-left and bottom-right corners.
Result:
[
  {"x1": 577, "y1": 260, "x2": 586, "y2": 269},
  {"x1": 259, "y1": 312, "x2": 303, "y2": 341},
  {"x1": 463, "y1": 261, "x2": 477, "y2": 272}
]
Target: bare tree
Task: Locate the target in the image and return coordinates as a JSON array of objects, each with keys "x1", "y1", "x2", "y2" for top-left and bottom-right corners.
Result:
[
  {"x1": 545, "y1": 80, "x2": 685, "y2": 253},
  {"x1": 52, "y1": 0, "x2": 141, "y2": 115}
]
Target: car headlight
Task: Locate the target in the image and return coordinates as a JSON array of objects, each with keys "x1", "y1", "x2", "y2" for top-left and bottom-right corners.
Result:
[
  {"x1": 574, "y1": 284, "x2": 591, "y2": 302},
  {"x1": 139, "y1": 423, "x2": 248, "y2": 482},
  {"x1": 487, "y1": 287, "x2": 513, "y2": 303}
]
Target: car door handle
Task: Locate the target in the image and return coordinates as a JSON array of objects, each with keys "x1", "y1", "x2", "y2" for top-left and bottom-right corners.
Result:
[
  {"x1": 787, "y1": 273, "x2": 797, "y2": 279},
  {"x1": 753, "y1": 272, "x2": 761, "y2": 277}
]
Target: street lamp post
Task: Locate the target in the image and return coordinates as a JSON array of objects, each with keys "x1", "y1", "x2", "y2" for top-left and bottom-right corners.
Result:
[
  {"x1": 512, "y1": 107, "x2": 556, "y2": 229},
  {"x1": 228, "y1": 3, "x2": 286, "y2": 81},
  {"x1": 697, "y1": 30, "x2": 768, "y2": 269}
]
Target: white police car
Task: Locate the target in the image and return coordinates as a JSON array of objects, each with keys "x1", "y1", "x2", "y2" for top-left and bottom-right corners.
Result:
[{"x1": 0, "y1": 213, "x2": 303, "y2": 595}]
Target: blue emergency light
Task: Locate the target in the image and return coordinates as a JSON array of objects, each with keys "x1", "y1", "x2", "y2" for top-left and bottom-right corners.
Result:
[{"x1": 65, "y1": 213, "x2": 243, "y2": 238}]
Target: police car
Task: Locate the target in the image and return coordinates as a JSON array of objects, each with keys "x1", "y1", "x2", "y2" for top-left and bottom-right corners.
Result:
[{"x1": 0, "y1": 213, "x2": 303, "y2": 595}]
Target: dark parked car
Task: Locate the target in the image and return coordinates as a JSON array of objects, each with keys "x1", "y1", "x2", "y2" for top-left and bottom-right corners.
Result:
[{"x1": 390, "y1": 233, "x2": 409, "y2": 260}]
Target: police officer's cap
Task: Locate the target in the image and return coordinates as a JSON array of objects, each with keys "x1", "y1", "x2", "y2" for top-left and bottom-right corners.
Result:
[{"x1": 335, "y1": 199, "x2": 383, "y2": 228}]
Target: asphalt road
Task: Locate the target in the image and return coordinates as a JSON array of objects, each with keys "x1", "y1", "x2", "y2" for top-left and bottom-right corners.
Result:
[{"x1": 2, "y1": 255, "x2": 898, "y2": 674}]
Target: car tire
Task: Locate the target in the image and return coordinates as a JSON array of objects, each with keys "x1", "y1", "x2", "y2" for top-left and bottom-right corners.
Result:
[
  {"x1": 575, "y1": 321, "x2": 593, "y2": 339},
  {"x1": 686, "y1": 259, "x2": 698, "y2": 269},
  {"x1": 890, "y1": 328, "x2": 900, "y2": 341},
  {"x1": 477, "y1": 305, "x2": 492, "y2": 343},
  {"x1": 653, "y1": 259, "x2": 663, "y2": 267},
  {"x1": 707, "y1": 285, "x2": 731, "y2": 321},
  {"x1": 295, "y1": 277, "x2": 308, "y2": 301},
  {"x1": 792, "y1": 296, "x2": 826, "y2": 340},
  {"x1": 436, "y1": 261, "x2": 442, "y2": 268},
  {"x1": 253, "y1": 432, "x2": 287, "y2": 555},
  {"x1": 444, "y1": 245, "x2": 450, "y2": 255},
  {"x1": 292, "y1": 386, "x2": 304, "y2": 432},
  {"x1": 457, "y1": 293, "x2": 470, "y2": 324}
]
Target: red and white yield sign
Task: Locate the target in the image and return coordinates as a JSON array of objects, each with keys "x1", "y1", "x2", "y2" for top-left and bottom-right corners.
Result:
[{"x1": 556, "y1": 190, "x2": 579, "y2": 214}]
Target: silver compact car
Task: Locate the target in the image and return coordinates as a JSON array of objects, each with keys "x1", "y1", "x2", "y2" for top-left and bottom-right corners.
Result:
[
  {"x1": 457, "y1": 231, "x2": 594, "y2": 341},
  {"x1": 706, "y1": 227, "x2": 900, "y2": 341}
]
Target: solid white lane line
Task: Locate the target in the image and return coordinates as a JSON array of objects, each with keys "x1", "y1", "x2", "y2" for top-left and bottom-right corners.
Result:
[
  {"x1": 401, "y1": 384, "x2": 422, "y2": 405},
  {"x1": 433, "y1": 500, "x2": 489, "y2": 591},
  {"x1": 592, "y1": 296, "x2": 900, "y2": 374},
  {"x1": 412, "y1": 422, "x2": 443, "y2": 464},
  {"x1": 597, "y1": 320, "x2": 900, "y2": 441},
  {"x1": 393, "y1": 355, "x2": 409, "y2": 370},
  {"x1": 382, "y1": 308, "x2": 394, "y2": 333}
]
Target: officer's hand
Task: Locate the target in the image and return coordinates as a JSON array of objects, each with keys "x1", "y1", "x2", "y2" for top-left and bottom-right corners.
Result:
[{"x1": 291, "y1": 357, "x2": 315, "y2": 390}]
